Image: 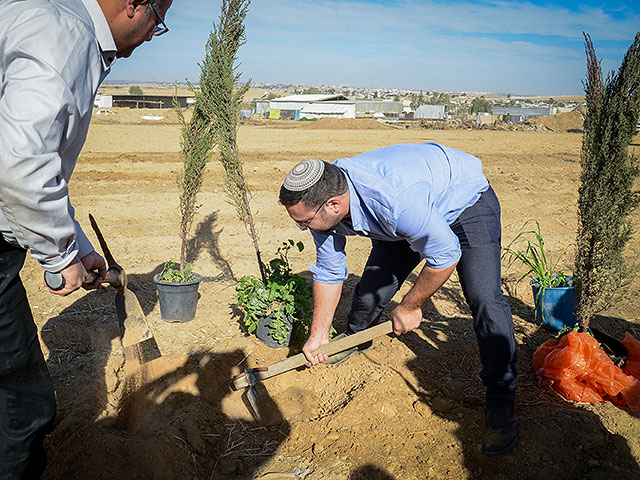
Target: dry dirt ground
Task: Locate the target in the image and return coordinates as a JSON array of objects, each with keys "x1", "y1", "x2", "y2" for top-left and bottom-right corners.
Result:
[{"x1": 19, "y1": 110, "x2": 640, "y2": 479}]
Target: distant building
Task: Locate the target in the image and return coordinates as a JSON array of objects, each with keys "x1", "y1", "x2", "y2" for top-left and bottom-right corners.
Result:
[
  {"x1": 269, "y1": 94, "x2": 354, "y2": 120},
  {"x1": 354, "y1": 100, "x2": 403, "y2": 118},
  {"x1": 299, "y1": 102, "x2": 355, "y2": 119},
  {"x1": 492, "y1": 106, "x2": 556, "y2": 122},
  {"x1": 110, "y1": 95, "x2": 191, "y2": 109},
  {"x1": 94, "y1": 94, "x2": 112, "y2": 108},
  {"x1": 415, "y1": 104, "x2": 446, "y2": 120},
  {"x1": 253, "y1": 100, "x2": 270, "y2": 116}
]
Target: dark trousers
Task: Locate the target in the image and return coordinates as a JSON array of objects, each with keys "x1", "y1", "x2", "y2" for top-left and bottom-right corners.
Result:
[
  {"x1": 346, "y1": 186, "x2": 517, "y2": 408},
  {"x1": 0, "y1": 239, "x2": 56, "y2": 480}
]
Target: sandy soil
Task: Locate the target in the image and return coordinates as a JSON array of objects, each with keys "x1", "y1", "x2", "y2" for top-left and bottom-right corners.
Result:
[{"x1": 19, "y1": 114, "x2": 640, "y2": 479}]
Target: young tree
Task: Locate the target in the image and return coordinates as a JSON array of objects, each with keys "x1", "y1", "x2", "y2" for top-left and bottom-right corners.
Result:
[
  {"x1": 201, "y1": 0, "x2": 266, "y2": 281},
  {"x1": 470, "y1": 97, "x2": 492, "y2": 114},
  {"x1": 129, "y1": 85, "x2": 143, "y2": 95},
  {"x1": 574, "y1": 32, "x2": 640, "y2": 330},
  {"x1": 174, "y1": 90, "x2": 214, "y2": 277}
]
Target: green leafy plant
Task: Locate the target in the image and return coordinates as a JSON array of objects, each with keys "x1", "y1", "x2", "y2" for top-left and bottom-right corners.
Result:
[
  {"x1": 158, "y1": 261, "x2": 197, "y2": 283},
  {"x1": 236, "y1": 240, "x2": 312, "y2": 345},
  {"x1": 502, "y1": 220, "x2": 571, "y2": 289},
  {"x1": 503, "y1": 221, "x2": 572, "y2": 325}
]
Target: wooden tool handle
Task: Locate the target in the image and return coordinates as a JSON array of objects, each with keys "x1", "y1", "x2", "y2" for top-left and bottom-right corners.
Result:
[
  {"x1": 45, "y1": 268, "x2": 122, "y2": 290},
  {"x1": 253, "y1": 321, "x2": 394, "y2": 382}
]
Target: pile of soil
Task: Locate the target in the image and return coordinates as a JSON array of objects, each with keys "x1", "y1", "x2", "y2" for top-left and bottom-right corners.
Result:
[
  {"x1": 534, "y1": 107, "x2": 586, "y2": 132},
  {"x1": 303, "y1": 117, "x2": 392, "y2": 130}
]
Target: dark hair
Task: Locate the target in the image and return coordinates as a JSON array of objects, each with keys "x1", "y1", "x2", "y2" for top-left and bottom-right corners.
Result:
[{"x1": 279, "y1": 161, "x2": 347, "y2": 208}]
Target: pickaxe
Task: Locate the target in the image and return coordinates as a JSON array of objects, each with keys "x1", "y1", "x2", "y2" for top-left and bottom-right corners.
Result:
[
  {"x1": 232, "y1": 321, "x2": 393, "y2": 419},
  {"x1": 44, "y1": 214, "x2": 160, "y2": 364}
]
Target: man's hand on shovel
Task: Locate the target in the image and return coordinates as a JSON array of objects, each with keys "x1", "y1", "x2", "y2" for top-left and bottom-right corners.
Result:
[{"x1": 45, "y1": 251, "x2": 106, "y2": 296}]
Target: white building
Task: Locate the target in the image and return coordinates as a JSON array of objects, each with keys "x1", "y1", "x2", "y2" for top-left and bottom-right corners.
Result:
[
  {"x1": 415, "y1": 104, "x2": 446, "y2": 119},
  {"x1": 492, "y1": 106, "x2": 557, "y2": 122},
  {"x1": 269, "y1": 94, "x2": 354, "y2": 120},
  {"x1": 94, "y1": 94, "x2": 112, "y2": 108},
  {"x1": 269, "y1": 94, "x2": 349, "y2": 111},
  {"x1": 299, "y1": 102, "x2": 356, "y2": 119},
  {"x1": 354, "y1": 100, "x2": 403, "y2": 118}
]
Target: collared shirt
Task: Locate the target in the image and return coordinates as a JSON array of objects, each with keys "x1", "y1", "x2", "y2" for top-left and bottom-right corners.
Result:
[
  {"x1": 309, "y1": 143, "x2": 489, "y2": 284},
  {"x1": 0, "y1": 0, "x2": 117, "y2": 272}
]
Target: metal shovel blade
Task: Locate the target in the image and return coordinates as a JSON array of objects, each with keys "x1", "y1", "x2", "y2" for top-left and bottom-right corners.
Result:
[{"x1": 115, "y1": 288, "x2": 154, "y2": 348}]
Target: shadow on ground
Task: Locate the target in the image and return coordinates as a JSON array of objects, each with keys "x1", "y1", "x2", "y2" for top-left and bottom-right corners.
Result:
[
  {"x1": 39, "y1": 213, "x2": 289, "y2": 479},
  {"x1": 390, "y1": 273, "x2": 640, "y2": 479}
]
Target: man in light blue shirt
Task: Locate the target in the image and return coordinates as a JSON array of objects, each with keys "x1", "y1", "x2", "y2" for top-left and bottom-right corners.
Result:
[
  {"x1": 0, "y1": 1, "x2": 172, "y2": 477},
  {"x1": 280, "y1": 142, "x2": 518, "y2": 458}
]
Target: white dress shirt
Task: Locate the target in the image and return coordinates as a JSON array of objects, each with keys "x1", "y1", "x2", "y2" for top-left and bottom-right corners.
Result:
[{"x1": 0, "y1": 0, "x2": 117, "y2": 272}]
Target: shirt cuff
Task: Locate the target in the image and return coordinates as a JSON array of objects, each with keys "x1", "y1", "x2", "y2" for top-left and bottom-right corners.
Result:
[
  {"x1": 309, "y1": 263, "x2": 348, "y2": 284},
  {"x1": 38, "y1": 242, "x2": 79, "y2": 273},
  {"x1": 423, "y1": 246, "x2": 461, "y2": 270}
]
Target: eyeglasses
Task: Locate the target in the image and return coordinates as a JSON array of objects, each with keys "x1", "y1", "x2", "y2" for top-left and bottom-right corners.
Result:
[
  {"x1": 148, "y1": 1, "x2": 169, "y2": 36},
  {"x1": 295, "y1": 203, "x2": 324, "y2": 230}
]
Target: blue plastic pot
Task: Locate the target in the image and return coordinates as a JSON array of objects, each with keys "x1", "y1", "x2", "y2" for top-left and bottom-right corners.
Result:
[{"x1": 530, "y1": 276, "x2": 578, "y2": 331}]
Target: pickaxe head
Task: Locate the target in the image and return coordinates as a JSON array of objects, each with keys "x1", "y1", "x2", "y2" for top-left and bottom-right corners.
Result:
[{"x1": 231, "y1": 367, "x2": 268, "y2": 421}]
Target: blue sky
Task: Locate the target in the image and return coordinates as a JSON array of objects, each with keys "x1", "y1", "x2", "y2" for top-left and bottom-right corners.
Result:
[{"x1": 110, "y1": 0, "x2": 640, "y2": 95}]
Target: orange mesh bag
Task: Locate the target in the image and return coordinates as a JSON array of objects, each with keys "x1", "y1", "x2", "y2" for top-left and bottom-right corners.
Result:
[{"x1": 533, "y1": 331, "x2": 640, "y2": 410}]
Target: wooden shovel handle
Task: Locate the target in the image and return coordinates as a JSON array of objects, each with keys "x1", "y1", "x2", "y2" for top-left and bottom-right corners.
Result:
[
  {"x1": 84, "y1": 269, "x2": 123, "y2": 288},
  {"x1": 45, "y1": 268, "x2": 123, "y2": 290},
  {"x1": 252, "y1": 321, "x2": 394, "y2": 382}
]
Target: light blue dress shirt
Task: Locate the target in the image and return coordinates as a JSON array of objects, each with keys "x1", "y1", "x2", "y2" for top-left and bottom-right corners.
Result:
[
  {"x1": 309, "y1": 142, "x2": 489, "y2": 284},
  {"x1": 0, "y1": 0, "x2": 116, "y2": 272}
]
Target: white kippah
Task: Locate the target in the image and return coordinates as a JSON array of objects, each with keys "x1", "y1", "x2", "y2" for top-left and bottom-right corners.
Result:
[{"x1": 283, "y1": 159, "x2": 325, "y2": 191}]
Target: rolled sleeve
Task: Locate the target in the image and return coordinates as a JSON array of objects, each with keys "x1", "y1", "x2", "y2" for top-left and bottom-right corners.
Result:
[
  {"x1": 309, "y1": 231, "x2": 348, "y2": 284},
  {"x1": 394, "y1": 184, "x2": 461, "y2": 269}
]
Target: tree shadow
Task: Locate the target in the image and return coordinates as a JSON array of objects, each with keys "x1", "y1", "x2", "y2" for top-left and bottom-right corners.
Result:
[
  {"x1": 186, "y1": 212, "x2": 236, "y2": 282},
  {"x1": 40, "y1": 267, "x2": 289, "y2": 479}
]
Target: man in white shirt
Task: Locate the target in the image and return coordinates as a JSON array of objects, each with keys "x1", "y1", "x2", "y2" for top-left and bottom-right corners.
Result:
[{"x1": 0, "y1": 1, "x2": 172, "y2": 477}]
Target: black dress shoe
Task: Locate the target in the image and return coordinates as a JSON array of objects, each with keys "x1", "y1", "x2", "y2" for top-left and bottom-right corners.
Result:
[{"x1": 482, "y1": 406, "x2": 518, "y2": 458}]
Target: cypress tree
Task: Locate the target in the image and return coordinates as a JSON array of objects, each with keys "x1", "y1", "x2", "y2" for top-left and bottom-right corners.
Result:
[
  {"x1": 175, "y1": 0, "x2": 264, "y2": 282},
  {"x1": 200, "y1": 0, "x2": 265, "y2": 282},
  {"x1": 574, "y1": 33, "x2": 640, "y2": 330}
]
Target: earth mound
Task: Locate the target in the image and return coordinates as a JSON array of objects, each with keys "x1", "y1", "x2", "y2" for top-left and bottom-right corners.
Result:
[{"x1": 534, "y1": 106, "x2": 586, "y2": 132}]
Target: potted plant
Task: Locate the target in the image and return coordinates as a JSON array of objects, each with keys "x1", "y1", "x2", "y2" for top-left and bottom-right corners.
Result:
[
  {"x1": 154, "y1": 0, "x2": 255, "y2": 322},
  {"x1": 502, "y1": 220, "x2": 577, "y2": 331},
  {"x1": 236, "y1": 240, "x2": 312, "y2": 347},
  {"x1": 154, "y1": 260, "x2": 203, "y2": 323},
  {"x1": 153, "y1": 65, "x2": 217, "y2": 320}
]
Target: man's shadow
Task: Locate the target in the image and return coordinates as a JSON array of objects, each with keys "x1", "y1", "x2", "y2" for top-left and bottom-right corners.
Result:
[
  {"x1": 42, "y1": 345, "x2": 289, "y2": 479},
  {"x1": 392, "y1": 272, "x2": 639, "y2": 478},
  {"x1": 40, "y1": 215, "x2": 288, "y2": 479}
]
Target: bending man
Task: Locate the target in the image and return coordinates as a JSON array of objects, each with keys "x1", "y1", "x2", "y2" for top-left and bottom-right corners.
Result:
[
  {"x1": 279, "y1": 142, "x2": 518, "y2": 458},
  {"x1": 0, "y1": 1, "x2": 172, "y2": 477}
]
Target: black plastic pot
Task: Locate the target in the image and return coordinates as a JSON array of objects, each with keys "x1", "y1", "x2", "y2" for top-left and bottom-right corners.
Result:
[
  {"x1": 153, "y1": 273, "x2": 202, "y2": 323},
  {"x1": 255, "y1": 311, "x2": 294, "y2": 348}
]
